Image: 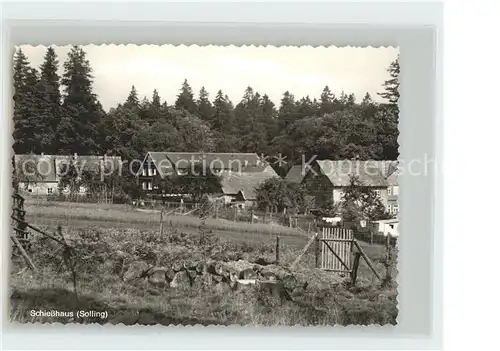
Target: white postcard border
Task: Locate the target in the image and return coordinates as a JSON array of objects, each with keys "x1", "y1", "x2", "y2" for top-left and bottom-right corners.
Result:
[{"x1": 0, "y1": 1, "x2": 443, "y2": 350}]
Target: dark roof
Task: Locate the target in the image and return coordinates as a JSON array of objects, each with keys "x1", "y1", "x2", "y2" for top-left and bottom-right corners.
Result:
[
  {"x1": 14, "y1": 154, "x2": 122, "y2": 183},
  {"x1": 144, "y1": 152, "x2": 262, "y2": 177},
  {"x1": 377, "y1": 160, "x2": 399, "y2": 178},
  {"x1": 285, "y1": 165, "x2": 306, "y2": 183},
  {"x1": 316, "y1": 160, "x2": 388, "y2": 187},
  {"x1": 220, "y1": 165, "x2": 279, "y2": 200},
  {"x1": 14, "y1": 154, "x2": 58, "y2": 182}
]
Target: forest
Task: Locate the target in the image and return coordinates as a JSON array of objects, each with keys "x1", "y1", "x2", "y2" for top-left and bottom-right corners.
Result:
[{"x1": 12, "y1": 46, "x2": 400, "y2": 176}]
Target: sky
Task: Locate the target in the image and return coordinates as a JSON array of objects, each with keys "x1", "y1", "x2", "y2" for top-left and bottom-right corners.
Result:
[{"x1": 19, "y1": 45, "x2": 399, "y2": 111}]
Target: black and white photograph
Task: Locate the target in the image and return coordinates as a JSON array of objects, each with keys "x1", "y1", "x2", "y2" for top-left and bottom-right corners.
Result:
[{"x1": 9, "y1": 44, "x2": 400, "y2": 326}]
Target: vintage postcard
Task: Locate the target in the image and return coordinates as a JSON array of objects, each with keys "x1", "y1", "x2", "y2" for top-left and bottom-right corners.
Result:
[{"x1": 9, "y1": 44, "x2": 400, "y2": 326}]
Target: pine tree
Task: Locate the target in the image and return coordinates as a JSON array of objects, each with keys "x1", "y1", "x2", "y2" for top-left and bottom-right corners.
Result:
[
  {"x1": 40, "y1": 48, "x2": 61, "y2": 105},
  {"x1": 296, "y1": 96, "x2": 318, "y2": 119},
  {"x1": 339, "y1": 91, "x2": 349, "y2": 106},
  {"x1": 261, "y1": 94, "x2": 278, "y2": 142},
  {"x1": 379, "y1": 56, "x2": 400, "y2": 105},
  {"x1": 234, "y1": 87, "x2": 268, "y2": 152},
  {"x1": 347, "y1": 93, "x2": 356, "y2": 106},
  {"x1": 211, "y1": 91, "x2": 237, "y2": 152},
  {"x1": 212, "y1": 90, "x2": 233, "y2": 132},
  {"x1": 152, "y1": 89, "x2": 161, "y2": 108},
  {"x1": 38, "y1": 47, "x2": 62, "y2": 153},
  {"x1": 13, "y1": 48, "x2": 31, "y2": 153},
  {"x1": 361, "y1": 92, "x2": 373, "y2": 105},
  {"x1": 278, "y1": 91, "x2": 298, "y2": 130},
  {"x1": 319, "y1": 86, "x2": 336, "y2": 115},
  {"x1": 12, "y1": 49, "x2": 43, "y2": 154},
  {"x1": 175, "y1": 79, "x2": 197, "y2": 115},
  {"x1": 360, "y1": 92, "x2": 378, "y2": 120},
  {"x1": 125, "y1": 85, "x2": 140, "y2": 108},
  {"x1": 197, "y1": 86, "x2": 214, "y2": 122},
  {"x1": 59, "y1": 45, "x2": 105, "y2": 155}
]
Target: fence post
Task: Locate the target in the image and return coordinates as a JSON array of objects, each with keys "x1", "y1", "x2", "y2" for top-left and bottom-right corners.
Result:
[
  {"x1": 275, "y1": 236, "x2": 280, "y2": 264},
  {"x1": 233, "y1": 206, "x2": 237, "y2": 221},
  {"x1": 288, "y1": 215, "x2": 292, "y2": 228},
  {"x1": 315, "y1": 235, "x2": 320, "y2": 268},
  {"x1": 350, "y1": 252, "x2": 362, "y2": 285},
  {"x1": 159, "y1": 207, "x2": 164, "y2": 237}
]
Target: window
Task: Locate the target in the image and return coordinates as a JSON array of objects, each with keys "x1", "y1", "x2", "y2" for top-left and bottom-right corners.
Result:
[
  {"x1": 387, "y1": 205, "x2": 392, "y2": 213},
  {"x1": 393, "y1": 186, "x2": 399, "y2": 196},
  {"x1": 152, "y1": 168, "x2": 157, "y2": 176},
  {"x1": 392, "y1": 205, "x2": 399, "y2": 214},
  {"x1": 142, "y1": 167, "x2": 147, "y2": 176},
  {"x1": 388, "y1": 187, "x2": 393, "y2": 196},
  {"x1": 375, "y1": 189, "x2": 381, "y2": 197},
  {"x1": 148, "y1": 167, "x2": 153, "y2": 176},
  {"x1": 142, "y1": 181, "x2": 147, "y2": 190},
  {"x1": 47, "y1": 188, "x2": 53, "y2": 194},
  {"x1": 148, "y1": 182, "x2": 153, "y2": 190}
]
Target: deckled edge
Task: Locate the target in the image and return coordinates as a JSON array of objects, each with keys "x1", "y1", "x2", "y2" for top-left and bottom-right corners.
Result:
[{"x1": 8, "y1": 43, "x2": 400, "y2": 330}]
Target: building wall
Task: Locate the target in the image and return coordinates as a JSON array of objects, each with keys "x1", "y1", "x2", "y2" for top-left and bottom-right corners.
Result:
[
  {"x1": 18, "y1": 181, "x2": 59, "y2": 196},
  {"x1": 387, "y1": 185, "x2": 399, "y2": 215},
  {"x1": 18, "y1": 182, "x2": 88, "y2": 196},
  {"x1": 302, "y1": 164, "x2": 334, "y2": 208},
  {"x1": 376, "y1": 188, "x2": 389, "y2": 208},
  {"x1": 332, "y1": 188, "x2": 343, "y2": 203},
  {"x1": 389, "y1": 185, "x2": 399, "y2": 196},
  {"x1": 138, "y1": 155, "x2": 166, "y2": 193}
]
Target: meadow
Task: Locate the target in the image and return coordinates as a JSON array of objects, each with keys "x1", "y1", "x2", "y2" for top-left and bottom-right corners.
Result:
[
  {"x1": 25, "y1": 199, "x2": 309, "y2": 245},
  {"x1": 10, "y1": 200, "x2": 398, "y2": 326}
]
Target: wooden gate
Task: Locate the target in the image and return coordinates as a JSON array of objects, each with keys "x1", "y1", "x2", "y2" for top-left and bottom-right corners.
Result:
[{"x1": 320, "y1": 226, "x2": 354, "y2": 273}]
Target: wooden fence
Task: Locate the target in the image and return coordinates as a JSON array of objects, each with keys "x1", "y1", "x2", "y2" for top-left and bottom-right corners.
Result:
[{"x1": 12, "y1": 193, "x2": 30, "y2": 245}]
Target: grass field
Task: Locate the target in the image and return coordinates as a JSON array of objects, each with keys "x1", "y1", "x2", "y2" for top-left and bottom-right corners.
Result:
[
  {"x1": 11, "y1": 200, "x2": 398, "y2": 326},
  {"x1": 25, "y1": 200, "x2": 310, "y2": 246}
]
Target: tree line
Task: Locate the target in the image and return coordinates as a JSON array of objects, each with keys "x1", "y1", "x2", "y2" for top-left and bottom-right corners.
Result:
[{"x1": 13, "y1": 46, "x2": 400, "y2": 176}]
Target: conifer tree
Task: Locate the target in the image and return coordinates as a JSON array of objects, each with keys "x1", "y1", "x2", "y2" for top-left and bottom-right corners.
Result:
[
  {"x1": 38, "y1": 47, "x2": 62, "y2": 153},
  {"x1": 175, "y1": 79, "x2": 197, "y2": 115},
  {"x1": 197, "y1": 86, "x2": 214, "y2": 122},
  {"x1": 59, "y1": 45, "x2": 105, "y2": 155},
  {"x1": 211, "y1": 90, "x2": 237, "y2": 151},
  {"x1": 319, "y1": 86, "x2": 336, "y2": 115},
  {"x1": 277, "y1": 91, "x2": 298, "y2": 130},
  {"x1": 152, "y1": 89, "x2": 161, "y2": 109},
  {"x1": 296, "y1": 96, "x2": 318, "y2": 119},
  {"x1": 260, "y1": 94, "x2": 278, "y2": 143},
  {"x1": 12, "y1": 49, "x2": 43, "y2": 154},
  {"x1": 379, "y1": 56, "x2": 400, "y2": 105},
  {"x1": 125, "y1": 85, "x2": 140, "y2": 109}
]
